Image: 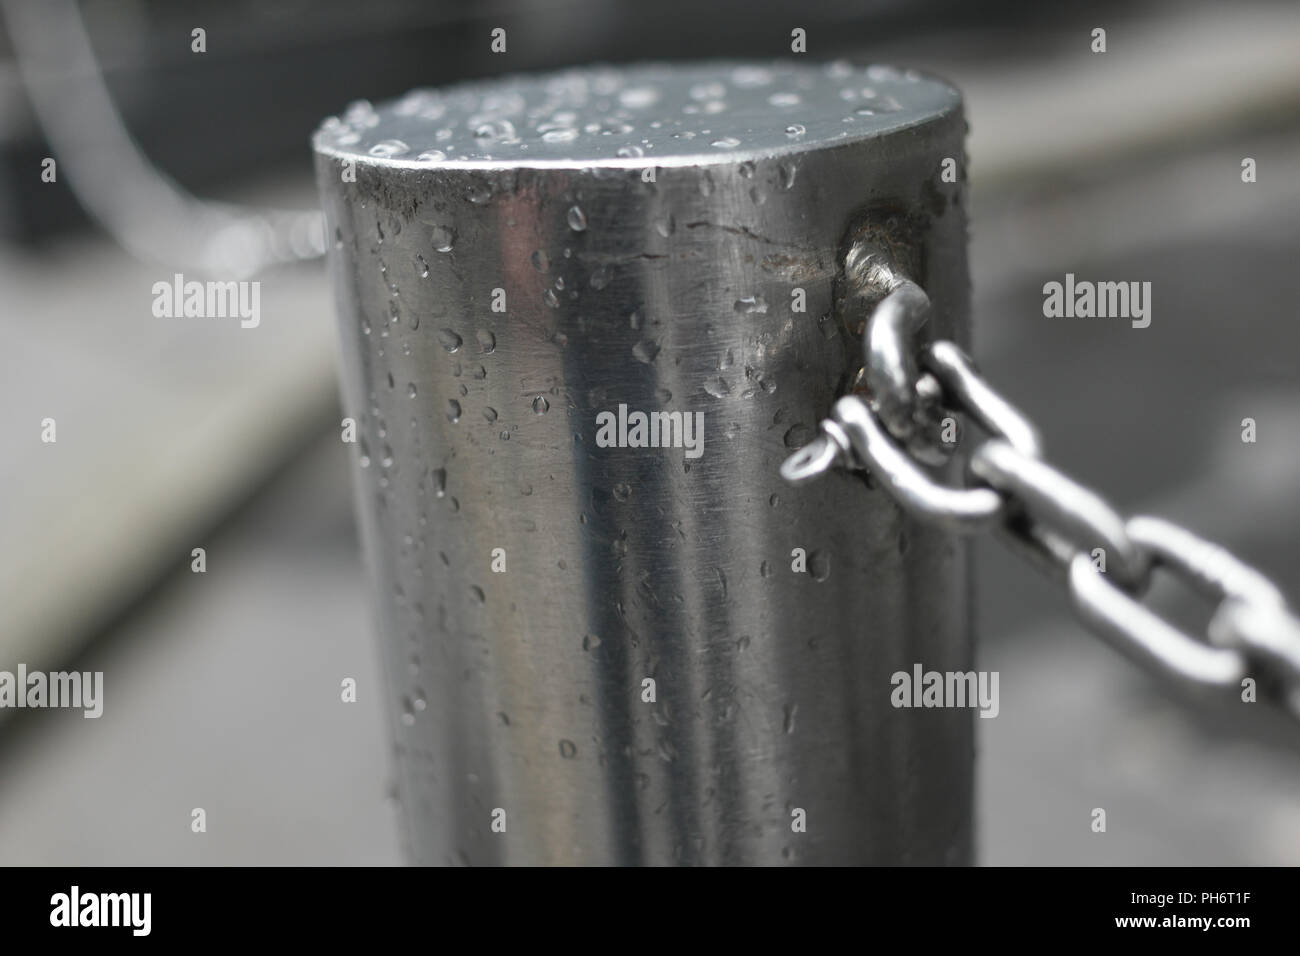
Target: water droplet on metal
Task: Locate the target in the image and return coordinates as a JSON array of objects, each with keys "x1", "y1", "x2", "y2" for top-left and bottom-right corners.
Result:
[
  {"x1": 732, "y1": 65, "x2": 773, "y2": 87},
  {"x1": 473, "y1": 118, "x2": 517, "y2": 145},
  {"x1": 438, "y1": 328, "x2": 462, "y2": 352},
  {"x1": 566, "y1": 205, "x2": 588, "y2": 232},
  {"x1": 631, "y1": 339, "x2": 660, "y2": 364},
  {"x1": 810, "y1": 550, "x2": 831, "y2": 582},
  {"x1": 689, "y1": 80, "x2": 727, "y2": 100},
  {"x1": 783, "y1": 423, "x2": 814, "y2": 448},
  {"x1": 619, "y1": 87, "x2": 658, "y2": 109},
  {"x1": 369, "y1": 139, "x2": 409, "y2": 158},
  {"x1": 431, "y1": 225, "x2": 454, "y2": 252}
]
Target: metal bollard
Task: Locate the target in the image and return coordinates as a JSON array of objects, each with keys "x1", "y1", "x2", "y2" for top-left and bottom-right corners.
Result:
[{"x1": 314, "y1": 61, "x2": 973, "y2": 865}]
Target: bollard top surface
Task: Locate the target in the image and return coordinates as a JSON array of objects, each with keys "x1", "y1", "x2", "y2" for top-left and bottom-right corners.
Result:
[{"x1": 312, "y1": 60, "x2": 961, "y2": 171}]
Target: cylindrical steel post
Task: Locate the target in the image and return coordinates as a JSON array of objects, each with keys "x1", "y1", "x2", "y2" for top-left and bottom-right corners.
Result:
[{"x1": 314, "y1": 61, "x2": 972, "y2": 865}]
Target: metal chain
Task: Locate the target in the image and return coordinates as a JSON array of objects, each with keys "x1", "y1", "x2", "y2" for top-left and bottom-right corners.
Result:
[{"x1": 782, "y1": 245, "x2": 1300, "y2": 720}]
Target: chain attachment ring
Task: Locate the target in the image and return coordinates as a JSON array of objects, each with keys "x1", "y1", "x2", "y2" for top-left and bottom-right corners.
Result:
[{"x1": 779, "y1": 234, "x2": 1300, "y2": 720}]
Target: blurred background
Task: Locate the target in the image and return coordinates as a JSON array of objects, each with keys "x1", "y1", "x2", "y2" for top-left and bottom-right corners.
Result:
[{"x1": 0, "y1": 0, "x2": 1297, "y2": 864}]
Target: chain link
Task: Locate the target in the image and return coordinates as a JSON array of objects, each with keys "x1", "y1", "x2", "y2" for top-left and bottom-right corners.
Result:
[{"x1": 783, "y1": 247, "x2": 1300, "y2": 720}]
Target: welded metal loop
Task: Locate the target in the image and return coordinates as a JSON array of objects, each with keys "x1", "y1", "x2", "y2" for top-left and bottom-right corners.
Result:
[
  {"x1": 840, "y1": 243, "x2": 963, "y2": 468},
  {"x1": 780, "y1": 241, "x2": 1300, "y2": 720},
  {"x1": 830, "y1": 395, "x2": 1003, "y2": 534},
  {"x1": 862, "y1": 278, "x2": 933, "y2": 442},
  {"x1": 969, "y1": 439, "x2": 1150, "y2": 590}
]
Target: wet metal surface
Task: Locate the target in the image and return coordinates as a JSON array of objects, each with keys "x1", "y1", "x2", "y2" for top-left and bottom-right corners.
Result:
[{"x1": 314, "y1": 61, "x2": 972, "y2": 864}]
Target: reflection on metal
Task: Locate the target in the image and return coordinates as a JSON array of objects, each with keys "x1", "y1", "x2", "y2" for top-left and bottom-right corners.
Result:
[{"x1": 316, "y1": 61, "x2": 972, "y2": 865}]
